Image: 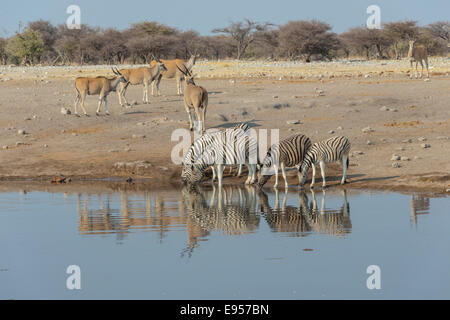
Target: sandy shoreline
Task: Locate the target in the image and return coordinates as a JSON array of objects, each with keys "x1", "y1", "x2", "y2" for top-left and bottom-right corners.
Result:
[{"x1": 0, "y1": 59, "x2": 449, "y2": 194}]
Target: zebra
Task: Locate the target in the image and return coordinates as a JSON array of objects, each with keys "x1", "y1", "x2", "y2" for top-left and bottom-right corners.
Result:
[
  {"x1": 257, "y1": 134, "x2": 312, "y2": 189},
  {"x1": 181, "y1": 123, "x2": 258, "y2": 186},
  {"x1": 299, "y1": 136, "x2": 351, "y2": 189},
  {"x1": 210, "y1": 123, "x2": 248, "y2": 183}
]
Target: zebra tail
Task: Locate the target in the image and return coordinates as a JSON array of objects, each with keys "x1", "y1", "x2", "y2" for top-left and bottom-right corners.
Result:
[{"x1": 346, "y1": 157, "x2": 349, "y2": 169}]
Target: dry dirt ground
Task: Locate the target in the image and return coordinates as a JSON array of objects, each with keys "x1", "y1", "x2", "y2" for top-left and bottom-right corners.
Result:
[{"x1": 0, "y1": 59, "x2": 449, "y2": 193}]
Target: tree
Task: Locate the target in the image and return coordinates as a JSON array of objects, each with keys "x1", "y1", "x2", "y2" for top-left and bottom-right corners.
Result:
[
  {"x1": 100, "y1": 29, "x2": 129, "y2": 64},
  {"x1": 53, "y1": 24, "x2": 97, "y2": 65},
  {"x1": 176, "y1": 30, "x2": 201, "y2": 58},
  {"x1": 427, "y1": 21, "x2": 450, "y2": 44},
  {"x1": 28, "y1": 20, "x2": 58, "y2": 63},
  {"x1": 341, "y1": 27, "x2": 391, "y2": 59},
  {"x1": 0, "y1": 38, "x2": 8, "y2": 64},
  {"x1": 212, "y1": 19, "x2": 272, "y2": 59},
  {"x1": 130, "y1": 21, "x2": 177, "y2": 36},
  {"x1": 278, "y1": 20, "x2": 340, "y2": 61},
  {"x1": 6, "y1": 28, "x2": 46, "y2": 65},
  {"x1": 200, "y1": 35, "x2": 235, "y2": 60},
  {"x1": 383, "y1": 21, "x2": 418, "y2": 59}
]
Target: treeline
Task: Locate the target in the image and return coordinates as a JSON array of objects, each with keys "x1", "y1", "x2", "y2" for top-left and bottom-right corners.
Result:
[{"x1": 0, "y1": 19, "x2": 448, "y2": 66}]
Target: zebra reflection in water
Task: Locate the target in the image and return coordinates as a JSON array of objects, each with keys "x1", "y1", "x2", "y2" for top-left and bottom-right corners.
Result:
[
  {"x1": 258, "y1": 189, "x2": 352, "y2": 237},
  {"x1": 180, "y1": 185, "x2": 260, "y2": 257}
]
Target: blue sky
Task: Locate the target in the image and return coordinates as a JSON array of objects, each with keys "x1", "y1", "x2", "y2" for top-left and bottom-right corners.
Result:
[{"x1": 1, "y1": 0, "x2": 449, "y2": 36}]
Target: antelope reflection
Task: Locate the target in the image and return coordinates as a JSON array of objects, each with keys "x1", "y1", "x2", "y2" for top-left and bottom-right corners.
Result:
[
  {"x1": 77, "y1": 190, "x2": 183, "y2": 241},
  {"x1": 410, "y1": 194, "x2": 430, "y2": 225},
  {"x1": 259, "y1": 189, "x2": 351, "y2": 237}
]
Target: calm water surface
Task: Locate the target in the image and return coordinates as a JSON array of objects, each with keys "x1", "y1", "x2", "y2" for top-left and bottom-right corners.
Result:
[{"x1": 0, "y1": 184, "x2": 449, "y2": 299}]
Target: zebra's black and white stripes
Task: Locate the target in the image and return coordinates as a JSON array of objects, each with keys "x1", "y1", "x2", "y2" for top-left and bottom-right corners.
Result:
[
  {"x1": 299, "y1": 136, "x2": 351, "y2": 189},
  {"x1": 258, "y1": 134, "x2": 312, "y2": 189},
  {"x1": 181, "y1": 123, "x2": 258, "y2": 186}
]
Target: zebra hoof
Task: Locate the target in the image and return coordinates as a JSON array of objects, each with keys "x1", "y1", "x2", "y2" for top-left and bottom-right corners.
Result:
[{"x1": 105, "y1": 112, "x2": 110, "y2": 116}]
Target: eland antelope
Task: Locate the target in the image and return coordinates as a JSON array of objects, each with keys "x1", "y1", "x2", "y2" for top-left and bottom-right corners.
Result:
[
  {"x1": 117, "y1": 58, "x2": 167, "y2": 106},
  {"x1": 151, "y1": 54, "x2": 199, "y2": 96},
  {"x1": 177, "y1": 64, "x2": 208, "y2": 134},
  {"x1": 74, "y1": 67, "x2": 127, "y2": 116},
  {"x1": 408, "y1": 40, "x2": 430, "y2": 79}
]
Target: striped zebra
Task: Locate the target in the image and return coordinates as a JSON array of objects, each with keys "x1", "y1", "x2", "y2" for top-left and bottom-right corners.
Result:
[
  {"x1": 258, "y1": 134, "x2": 312, "y2": 189},
  {"x1": 299, "y1": 136, "x2": 351, "y2": 189},
  {"x1": 181, "y1": 123, "x2": 258, "y2": 186}
]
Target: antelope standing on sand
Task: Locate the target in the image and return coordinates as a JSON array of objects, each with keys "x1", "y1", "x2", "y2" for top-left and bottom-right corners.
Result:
[
  {"x1": 117, "y1": 58, "x2": 167, "y2": 107},
  {"x1": 408, "y1": 40, "x2": 430, "y2": 79},
  {"x1": 151, "y1": 54, "x2": 198, "y2": 96},
  {"x1": 177, "y1": 64, "x2": 208, "y2": 134},
  {"x1": 74, "y1": 67, "x2": 127, "y2": 116}
]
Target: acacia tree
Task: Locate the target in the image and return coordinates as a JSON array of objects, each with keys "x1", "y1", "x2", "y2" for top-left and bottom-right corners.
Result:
[
  {"x1": 176, "y1": 30, "x2": 201, "y2": 58},
  {"x1": 278, "y1": 20, "x2": 340, "y2": 61},
  {"x1": 383, "y1": 21, "x2": 418, "y2": 59},
  {"x1": 427, "y1": 21, "x2": 450, "y2": 44},
  {"x1": 341, "y1": 27, "x2": 391, "y2": 59},
  {"x1": 201, "y1": 35, "x2": 235, "y2": 60},
  {"x1": 212, "y1": 19, "x2": 272, "y2": 59}
]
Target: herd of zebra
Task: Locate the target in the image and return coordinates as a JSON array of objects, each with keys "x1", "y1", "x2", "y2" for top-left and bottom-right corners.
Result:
[{"x1": 181, "y1": 122, "x2": 351, "y2": 190}]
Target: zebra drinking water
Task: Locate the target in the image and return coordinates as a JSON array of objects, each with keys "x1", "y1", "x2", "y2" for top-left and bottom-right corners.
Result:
[
  {"x1": 258, "y1": 134, "x2": 312, "y2": 189},
  {"x1": 299, "y1": 136, "x2": 351, "y2": 189},
  {"x1": 181, "y1": 123, "x2": 258, "y2": 186}
]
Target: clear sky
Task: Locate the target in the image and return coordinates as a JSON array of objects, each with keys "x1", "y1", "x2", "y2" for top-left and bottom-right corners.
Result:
[{"x1": 1, "y1": 0, "x2": 449, "y2": 36}]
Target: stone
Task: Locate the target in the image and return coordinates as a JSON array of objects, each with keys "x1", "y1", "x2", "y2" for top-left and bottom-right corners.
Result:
[
  {"x1": 61, "y1": 107, "x2": 71, "y2": 115},
  {"x1": 17, "y1": 129, "x2": 26, "y2": 135},
  {"x1": 421, "y1": 144, "x2": 431, "y2": 148},
  {"x1": 418, "y1": 137, "x2": 427, "y2": 142},
  {"x1": 400, "y1": 156, "x2": 410, "y2": 161},
  {"x1": 380, "y1": 106, "x2": 390, "y2": 111},
  {"x1": 391, "y1": 155, "x2": 401, "y2": 161},
  {"x1": 367, "y1": 141, "x2": 374, "y2": 145},
  {"x1": 392, "y1": 162, "x2": 402, "y2": 168},
  {"x1": 362, "y1": 127, "x2": 374, "y2": 133},
  {"x1": 329, "y1": 130, "x2": 335, "y2": 134}
]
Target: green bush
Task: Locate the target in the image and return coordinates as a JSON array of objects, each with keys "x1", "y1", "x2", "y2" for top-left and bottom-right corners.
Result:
[{"x1": 6, "y1": 28, "x2": 46, "y2": 65}]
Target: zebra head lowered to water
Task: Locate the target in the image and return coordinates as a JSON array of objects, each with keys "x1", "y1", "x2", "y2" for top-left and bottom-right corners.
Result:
[
  {"x1": 299, "y1": 136, "x2": 351, "y2": 189},
  {"x1": 258, "y1": 134, "x2": 312, "y2": 189},
  {"x1": 181, "y1": 123, "x2": 258, "y2": 186}
]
